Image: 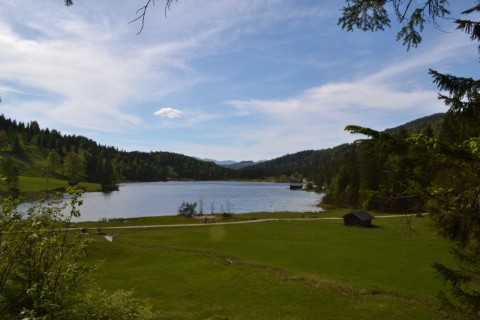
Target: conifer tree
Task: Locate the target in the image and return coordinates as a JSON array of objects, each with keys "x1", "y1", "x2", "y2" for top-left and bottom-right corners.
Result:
[{"x1": 340, "y1": 2, "x2": 480, "y2": 317}]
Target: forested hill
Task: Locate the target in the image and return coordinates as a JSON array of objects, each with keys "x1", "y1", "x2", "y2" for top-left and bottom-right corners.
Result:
[
  {"x1": 0, "y1": 112, "x2": 445, "y2": 191},
  {"x1": 237, "y1": 146, "x2": 350, "y2": 183},
  {"x1": 238, "y1": 113, "x2": 445, "y2": 184},
  {"x1": 0, "y1": 115, "x2": 234, "y2": 188},
  {"x1": 385, "y1": 113, "x2": 444, "y2": 135}
]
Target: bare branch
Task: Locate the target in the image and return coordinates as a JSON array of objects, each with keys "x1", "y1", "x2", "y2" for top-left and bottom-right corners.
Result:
[
  {"x1": 165, "y1": 0, "x2": 177, "y2": 17},
  {"x1": 129, "y1": 0, "x2": 155, "y2": 35},
  {"x1": 128, "y1": 0, "x2": 178, "y2": 35}
]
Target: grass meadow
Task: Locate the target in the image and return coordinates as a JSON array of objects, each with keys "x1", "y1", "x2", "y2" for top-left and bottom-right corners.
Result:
[
  {"x1": 81, "y1": 215, "x2": 453, "y2": 319},
  {"x1": 19, "y1": 176, "x2": 101, "y2": 192}
]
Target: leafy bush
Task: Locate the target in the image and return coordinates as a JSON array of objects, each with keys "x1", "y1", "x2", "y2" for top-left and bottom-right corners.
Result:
[
  {"x1": 0, "y1": 188, "x2": 93, "y2": 319},
  {"x1": 177, "y1": 201, "x2": 197, "y2": 217},
  {"x1": 67, "y1": 288, "x2": 154, "y2": 320}
]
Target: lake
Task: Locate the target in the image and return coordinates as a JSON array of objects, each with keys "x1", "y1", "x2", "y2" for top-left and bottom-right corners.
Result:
[{"x1": 75, "y1": 181, "x2": 323, "y2": 222}]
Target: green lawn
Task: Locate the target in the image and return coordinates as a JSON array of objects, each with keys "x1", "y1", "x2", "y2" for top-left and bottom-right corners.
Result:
[
  {"x1": 19, "y1": 176, "x2": 101, "y2": 192},
  {"x1": 86, "y1": 215, "x2": 452, "y2": 319}
]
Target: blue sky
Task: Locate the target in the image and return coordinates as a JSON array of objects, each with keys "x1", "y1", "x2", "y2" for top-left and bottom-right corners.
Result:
[{"x1": 0, "y1": 1, "x2": 477, "y2": 161}]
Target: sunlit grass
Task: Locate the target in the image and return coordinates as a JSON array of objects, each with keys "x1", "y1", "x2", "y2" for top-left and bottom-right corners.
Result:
[
  {"x1": 86, "y1": 216, "x2": 451, "y2": 319},
  {"x1": 19, "y1": 176, "x2": 101, "y2": 192}
]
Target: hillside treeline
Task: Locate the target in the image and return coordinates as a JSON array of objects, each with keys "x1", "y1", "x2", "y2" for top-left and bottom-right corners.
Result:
[
  {"x1": 0, "y1": 115, "x2": 234, "y2": 189},
  {"x1": 318, "y1": 111, "x2": 480, "y2": 212},
  {"x1": 0, "y1": 111, "x2": 459, "y2": 212},
  {"x1": 240, "y1": 113, "x2": 448, "y2": 212}
]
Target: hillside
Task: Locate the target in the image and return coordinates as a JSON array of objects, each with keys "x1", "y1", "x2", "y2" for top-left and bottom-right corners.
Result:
[
  {"x1": 385, "y1": 113, "x2": 444, "y2": 135},
  {"x1": 0, "y1": 115, "x2": 235, "y2": 191},
  {"x1": 0, "y1": 113, "x2": 445, "y2": 192}
]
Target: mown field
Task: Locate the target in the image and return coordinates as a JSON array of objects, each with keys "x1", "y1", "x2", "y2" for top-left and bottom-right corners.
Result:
[{"x1": 81, "y1": 214, "x2": 453, "y2": 320}]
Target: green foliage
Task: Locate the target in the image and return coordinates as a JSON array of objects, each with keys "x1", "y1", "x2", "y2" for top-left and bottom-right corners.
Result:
[
  {"x1": 46, "y1": 149, "x2": 61, "y2": 174},
  {"x1": 0, "y1": 188, "x2": 93, "y2": 319},
  {"x1": 336, "y1": 2, "x2": 480, "y2": 317},
  {"x1": 338, "y1": 0, "x2": 391, "y2": 32},
  {"x1": 67, "y1": 288, "x2": 153, "y2": 320},
  {"x1": 0, "y1": 157, "x2": 19, "y2": 194},
  {"x1": 101, "y1": 159, "x2": 119, "y2": 192},
  {"x1": 177, "y1": 201, "x2": 197, "y2": 218},
  {"x1": 339, "y1": 0, "x2": 450, "y2": 50},
  {"x1": 414, "y1": 136, "x2": 480, "y2": 319}
]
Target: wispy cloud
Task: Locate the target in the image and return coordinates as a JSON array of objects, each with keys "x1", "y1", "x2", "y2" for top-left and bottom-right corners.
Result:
[{"x1": 0, "y1": 1, "x2": 473, "y2": 160}]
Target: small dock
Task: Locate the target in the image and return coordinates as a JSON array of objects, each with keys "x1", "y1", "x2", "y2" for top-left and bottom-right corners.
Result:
[{"x1": 289, "y1": 178, "x2": 303, "y2": 190}]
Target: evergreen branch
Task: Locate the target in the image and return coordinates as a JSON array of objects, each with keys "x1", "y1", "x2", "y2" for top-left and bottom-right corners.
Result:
[
  {"x1": 438, "y1": 94, "x2": 468, "y2": 113},
  {"x1": 396, "y1": 8, "x2": 425, "y2": 50},
  {"x1": 345, "y1": 125, "x2": 382, "y2": 138},
  {"x1": 338, "y1": 0, "x2": 391, "y2": 32},
  {"x1": 429, "y1": 69, "x2": 480, "y2": 98},
  {"x1": 425, "y1": 0, "x2": 450, "y2": 22},
  {"x1": 455, "y1": 19, "x2": 480, "y2": 42},
  {"x1": 462, "y1": 3, "x2": 480, "y2": 15},
  {"x1": 393, "y1": 0, "x2": 414, "y2": 23},
  {"x1": 434, "y1": 262, "x2": 471, "y2": 286}
]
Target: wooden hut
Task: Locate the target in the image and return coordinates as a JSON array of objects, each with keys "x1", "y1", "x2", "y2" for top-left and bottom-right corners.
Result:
[{"x1": 343, "y1": 210, "x2": 375, "y2": 227}]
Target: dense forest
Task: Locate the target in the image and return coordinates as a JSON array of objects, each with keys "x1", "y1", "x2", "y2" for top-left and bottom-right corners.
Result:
[
  {"x1": 0, "y1": 112, "x2": 447, "y2": 198},
  {"x1": 0, "y1": 114, "x2": 235, "y2": 191}
]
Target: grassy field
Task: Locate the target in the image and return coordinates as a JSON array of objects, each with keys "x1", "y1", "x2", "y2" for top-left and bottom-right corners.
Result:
[
  {"x1": 18, "y1": 176, "x2": 101, "y2": 192},
  {"x1": 83, "y1": 215, "x2": 453, "y2": 320}
]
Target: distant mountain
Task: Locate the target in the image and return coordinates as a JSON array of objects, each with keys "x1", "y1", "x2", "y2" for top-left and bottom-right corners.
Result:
[
  {"x1": 198, "y1": 158, "x2": 266, "y2": 169},
  {"x1": 224, "y1": 161, "x2": 257, "y2": 170},
  {"x1": 199, "y1": 158, "x2": 238, "y2": 166}
]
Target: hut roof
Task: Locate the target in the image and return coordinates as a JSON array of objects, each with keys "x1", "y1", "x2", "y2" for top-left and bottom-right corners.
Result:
[{"x1": 345, "y1": 210, "x2": 375, "y2": 221}]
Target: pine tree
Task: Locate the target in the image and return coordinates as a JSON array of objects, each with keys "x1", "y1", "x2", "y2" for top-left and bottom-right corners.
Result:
[{"x1": 340, "y1": 2, "x2": 480, "y2": 317}]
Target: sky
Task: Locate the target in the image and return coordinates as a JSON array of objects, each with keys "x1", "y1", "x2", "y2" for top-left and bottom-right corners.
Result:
[{"x1": 0, "y1": 0, "x2": 477, "y2": 161}]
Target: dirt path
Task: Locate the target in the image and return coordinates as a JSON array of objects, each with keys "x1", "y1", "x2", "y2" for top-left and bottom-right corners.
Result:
[{"x1": 74, "y1": 214, "x2": 417, "y2": 231}]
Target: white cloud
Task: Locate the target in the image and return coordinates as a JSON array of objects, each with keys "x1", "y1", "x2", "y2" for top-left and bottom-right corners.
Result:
[
  {"x1": 154, "y1": 107, "x2": 183, "y2": 118},
  {"x1": 0, "y1": 0, "x2": 474, "y2": 161},
  {"x1": 227, "y1": 82, "x2": 440, "y2": 124},
  {"x1": 226, "y1": 34, "x2": 465, "y2": 128}
]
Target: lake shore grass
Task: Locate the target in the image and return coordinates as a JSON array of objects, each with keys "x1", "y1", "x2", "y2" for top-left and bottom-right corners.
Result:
[
  {"x1": 19, "y1": 176, "x2": 102, "y2": 193},
  {"x1": 84, "y1": 214, "x2": 452, "y2": 319},
  {"x1": 74, "y1": 209, "x2": 410, "y2": 228},
  {"x1": 74, "y1": 210, "x2": 348, "y2": 228}
]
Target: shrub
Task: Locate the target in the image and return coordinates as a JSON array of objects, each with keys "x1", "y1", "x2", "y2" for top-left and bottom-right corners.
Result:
[
  {"x1": 177, "y1": 201, "x2": 197, "y2": 217},
  {"x1": 67, "y1": 288, "x2": 154, "y2": 320}
]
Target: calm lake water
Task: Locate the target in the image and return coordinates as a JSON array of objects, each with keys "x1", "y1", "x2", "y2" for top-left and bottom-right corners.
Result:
[{"x1": 74, "y1": 181, "x2": 323, "y2": 222}]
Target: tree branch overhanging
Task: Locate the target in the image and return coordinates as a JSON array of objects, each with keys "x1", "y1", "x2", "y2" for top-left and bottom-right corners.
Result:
[
  {"x1": 65, "y1": 1, "x2": 178, "y2": 35},
  {"x1": 129, "y1": 0, "x2": 153, "y2": 35},
  {"x1": 128, "y1": 0, "x2": 177, "y2": 35}
]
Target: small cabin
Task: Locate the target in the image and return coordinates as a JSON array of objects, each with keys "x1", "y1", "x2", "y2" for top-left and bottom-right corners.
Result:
[{"x1": 343, "y1": 210, "x2": 375, "y2": 227}]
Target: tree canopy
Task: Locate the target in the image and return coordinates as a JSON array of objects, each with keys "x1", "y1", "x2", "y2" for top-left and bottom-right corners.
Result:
[{"x1": 337, "y1": 1, "x2": 480, "y2": 318}]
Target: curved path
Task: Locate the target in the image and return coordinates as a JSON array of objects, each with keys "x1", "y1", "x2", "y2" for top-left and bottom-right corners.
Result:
[{"x1": 75, "y1": 214, "x2": 417, "y2": 231}]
